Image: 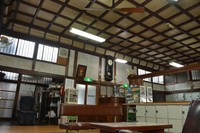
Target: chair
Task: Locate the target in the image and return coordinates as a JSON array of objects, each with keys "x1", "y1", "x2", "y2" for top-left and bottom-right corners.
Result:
[
  {"x1": 182, "y1": 99, "x2": 200, "y2": 133},
  {"x1": 17, "y1": 96, "x2": 37, "y2": 125}
]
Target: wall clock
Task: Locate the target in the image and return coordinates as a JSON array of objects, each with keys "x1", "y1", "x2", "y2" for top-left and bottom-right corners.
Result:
[{"x1": 105, "y1": 56, "x2": 113, "y2": 81}]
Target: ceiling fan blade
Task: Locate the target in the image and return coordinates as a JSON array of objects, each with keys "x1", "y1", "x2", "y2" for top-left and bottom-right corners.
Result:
[
  {"x1": 83, "y1": 8, "x2": 111, "y2": 11},
  {"x1": 119, "y1": 7, "x2": 145, "y2": 13}
]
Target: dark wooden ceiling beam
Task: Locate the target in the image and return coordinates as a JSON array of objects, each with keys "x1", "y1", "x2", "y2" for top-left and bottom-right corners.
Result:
[
  {"x1": 128, "y1": 63, "x2": 200, "y2": 80},
  {"x1": 52, "y1": 1, "x2": 165, "y2": 68},
  {"x1": 125, "y1": 0, "x2": 200, "y2": 65},
  {"x1": 125, "y1": 4, "x2": 199, "y2": 59}
]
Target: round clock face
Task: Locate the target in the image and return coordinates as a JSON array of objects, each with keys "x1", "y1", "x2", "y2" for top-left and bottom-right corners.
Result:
[{"x1": 108, "y1": 59, "x2": 113, "y2": 65}]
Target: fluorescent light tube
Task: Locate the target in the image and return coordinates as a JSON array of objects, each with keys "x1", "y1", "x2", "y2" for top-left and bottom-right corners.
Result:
[
  {"x1": 115, "y1": 58, "x2": 127, "y2": 64},
  {"x1": 69, "y1": 27, "x2": 105, "y2": 43},
  {"x1": 169, "y1": 62, "x2": 184, "y2": 68}
]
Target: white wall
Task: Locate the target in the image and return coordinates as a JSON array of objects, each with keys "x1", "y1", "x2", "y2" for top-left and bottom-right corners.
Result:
[
  {"x1": 35, "y1": 61, "x2": 65, "y2": 76},
  {"x1": 0, "y1": 55, "x2": 32, "y2": 70},
  {"x1": 116, "y1": 62, "x2": 132, "y2": 84},
  {"x1": 77, "y1": 52, "x2": 99, "y2": 80},
  {"x1": 0, "y1": 54, "x2": 66, "y2": 76},
  {"x1": 68, "y1": 50, "x2": 75, "y2": 77}
]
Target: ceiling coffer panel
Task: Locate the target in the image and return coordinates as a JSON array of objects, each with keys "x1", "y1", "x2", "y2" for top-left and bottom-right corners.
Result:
[{"x1": 1, "y1": 0, "x2": 200, "y2": 69}]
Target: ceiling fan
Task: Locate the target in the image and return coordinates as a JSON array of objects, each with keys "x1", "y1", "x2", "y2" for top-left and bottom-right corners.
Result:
[
  {"x1": 84, "y1": 0, "x2": 145, "y2": 13},
  {"x1": 0, "y1": 36, "x2": 13, "y2": 48}
]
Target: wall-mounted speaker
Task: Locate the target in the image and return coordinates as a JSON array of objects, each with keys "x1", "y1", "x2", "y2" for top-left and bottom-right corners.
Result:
[{"x1": 105, "y1": 56, "x2": 113, "y2": 81}]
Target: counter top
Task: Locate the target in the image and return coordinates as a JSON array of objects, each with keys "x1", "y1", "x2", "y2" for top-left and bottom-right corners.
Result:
[{"x1": 123, "y1": 101, "x2": 190, "y2": 106}]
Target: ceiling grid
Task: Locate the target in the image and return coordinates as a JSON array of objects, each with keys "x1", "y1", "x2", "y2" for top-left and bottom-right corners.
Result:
[{"x1": 1, "y1": 0, "x2": 200, "y2": 70}]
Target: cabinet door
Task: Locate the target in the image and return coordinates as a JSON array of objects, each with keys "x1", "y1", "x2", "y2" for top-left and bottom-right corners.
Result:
[
  {"x1": 136, "y1": 105, "x2": 146, "y2": 122},
  {"x1": 166, "y1": 94, "x2": 175, "y2": 102},
  {"x1": 192, "y1": 92, "x2": 200, "y2": 100},
  {"x1": 157, "y1": 118, "x2": 169, "y2": 132},
  {"x1": 168, "y1": 119, "x2": 182, "y2": 133},
  {"x1": 182, "y1": 105, "x2": 189, "y2": 125},
  {"x1": 185, "y1": 93, "x2": 192, "y2": 101},
  {"x1": 145, "y1": 106, "x2": 156, "y2": 117},
  {"x1": 156, "y1": 105, "x2": 168, "y2": 118},
  {"x1": 145, "y1": 106, "x2": 156, "y2": 122},
  {"x1": 168, "y1": 105, "x2": 182, "y2": 119},
  {"x1": 168, "y1": 105, "x2": 182, "y2": 133},
  {"x1": 136, "y1": 105, "x2": 146, "y2": 117},
  {"x1": 86, "y1": 85, "x2": 96, "y2": 105}
]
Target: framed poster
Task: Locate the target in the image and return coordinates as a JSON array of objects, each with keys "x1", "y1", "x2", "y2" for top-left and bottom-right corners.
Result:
[
  {"x1": 59, "y1": 48, "x2": 68, "y2": 58},
  {"x1": 147, "y1": 87, "x2": 153, "y2": 102},
  {"x1": 76, "y1": 65, "x2": 87, "y2": 78},
  {"x1": 140, "y1": 86, "x2": 146, "y2": 103}
]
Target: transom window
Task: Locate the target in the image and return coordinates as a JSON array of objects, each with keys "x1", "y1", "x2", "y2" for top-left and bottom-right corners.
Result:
[
  {"x1": 138, "y1": 69, "x2": 151, "y2": 82},
  {"x1": 37, "y1": 44, "x2": 58, "y2": 63},
  {"x1": 0, "y1": 35, "x2": 35, "y2": 58}
]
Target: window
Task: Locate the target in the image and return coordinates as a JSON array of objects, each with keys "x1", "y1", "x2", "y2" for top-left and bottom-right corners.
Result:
[
  {"x1": 191, "y1": 70, "x2": 200, "y2": 80},
  {"x1": 0, "y1": 35, "x2": 35, "y2": 58},
  {"x1": 1, "y1": 71, "x2": 19, "y2": 81},
  {"x1": 37, "y1": 44, "x2": 58, "y2": 63},
  {"x1": 21, "y1": 74, "x2": 52, "y2": 84},
  {"x1": 16, "y1": 39, "x2": 35, "y2": 58},
  {"x1": 0, "y1": 35, "x2": 18, "y2": 55},
  {"x1": 153, "y1": 75, "x2": 164, "y2": 84},
  {"x1": 138, "y1": 69, "x2": 151, "y2": 82},
  {"x1": 0, "y1": 82, "x2": 17, "y2": 118}
]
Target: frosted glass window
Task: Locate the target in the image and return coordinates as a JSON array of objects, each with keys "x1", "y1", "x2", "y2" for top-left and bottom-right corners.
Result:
[
  {"x1": 2, "y1": 71, "x2": 19, "y2": 80},
  {"x1": 191, "y1": 70, "x2": 200, "y2": 80},
  {"x1": 86, "y1": 85, "x2": 96, "y2": 105},
  {"x1": 153, "y1": 75, "x2": 164, "y2": 84},
  {"x1": 0, "y1": 109, "x2": 12, "y2": 118},
  {"x1": 0, "y1": 100, "x2": 14, "y2": 108},
  {"x1": 37, "y1": 44, "x2": 58, "y2": 63},
  {"x1": 76, "y1": 84, "x2": 85, "y2": 105},
  {"x1": 0, "y1": 35, "x2": 18, "y2": 55},
  {"x1": 16, "y1": 39, "x2": 35, "y2": 58},
  {"x1": 0, "y1": 91, "x2": 16, "y2": 100},
  {"x1": 0, "y1": 35, "x2": 35, "y2": 58},
  {"x1": 0, "y1": 82, "x2": 17, "y2": 91},
  {"x1": 0, "y1": 82, "x2": 17, "y2": 118}
]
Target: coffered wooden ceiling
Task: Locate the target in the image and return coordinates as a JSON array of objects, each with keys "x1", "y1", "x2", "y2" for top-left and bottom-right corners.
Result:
[{"x1": 1, "y1": 0, "x2": 200, "y2": 70}]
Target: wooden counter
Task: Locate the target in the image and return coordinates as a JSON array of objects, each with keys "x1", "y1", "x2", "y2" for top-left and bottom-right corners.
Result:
[
  {"x1": 99, "y1": 97, "x2": 125, "y2": 122},
  {"x1": 99, "y1": 97, "x2": 125, "y2": 106},
  {"x1": 123, "y1": 101, "x2": 190, "y2": 106}
]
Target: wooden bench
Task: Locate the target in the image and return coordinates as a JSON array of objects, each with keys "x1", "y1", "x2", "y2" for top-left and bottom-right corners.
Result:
[{"x1": 59, "y1": 104, "x2": 123, "y2": 133}]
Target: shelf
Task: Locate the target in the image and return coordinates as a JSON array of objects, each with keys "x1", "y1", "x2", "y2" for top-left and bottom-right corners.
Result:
[{"x1": 65, "y1": 89, "x2": 78, "y2": 104}]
